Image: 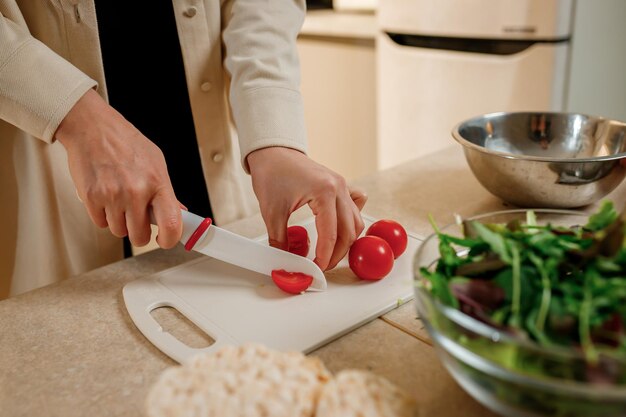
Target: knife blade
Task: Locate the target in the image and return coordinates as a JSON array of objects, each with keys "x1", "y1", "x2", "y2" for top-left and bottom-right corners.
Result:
[{"x1": 178, "y1": 210, "x2": 327, "y2": 292}]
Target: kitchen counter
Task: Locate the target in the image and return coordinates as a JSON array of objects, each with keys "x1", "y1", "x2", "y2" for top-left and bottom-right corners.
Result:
[
  {"x1": 300, "y1": 9, "x2": 377, "y2": 41},
  {"x1": 2, "y1": 146, "x2": 626, "y2": 417}
]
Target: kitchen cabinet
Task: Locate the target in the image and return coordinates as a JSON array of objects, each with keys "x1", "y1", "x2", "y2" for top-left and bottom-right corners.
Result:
[
  {"x1": 377, "y1": 0, "x2": 574, "y2": 169},
  {"x1": 298, "y1": 11, "x2": 377, "y2": 181}
]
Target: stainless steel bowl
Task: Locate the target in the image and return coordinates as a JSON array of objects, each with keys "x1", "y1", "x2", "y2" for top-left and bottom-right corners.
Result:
[{"x1": 452, "y1": 112, "x2": 626, "y2": 208}]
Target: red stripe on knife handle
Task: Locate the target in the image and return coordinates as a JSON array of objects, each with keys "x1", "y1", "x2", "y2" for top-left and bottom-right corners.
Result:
[{"x1": 184, "y1": 217, "x2": 212, "y2": 251}]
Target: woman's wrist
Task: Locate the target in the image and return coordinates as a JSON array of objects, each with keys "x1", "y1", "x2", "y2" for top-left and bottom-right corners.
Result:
[
  {"x1": 247, "y1": 147, "x2": 304, "y2": 175},
  {"x1": 55, "y1": 89, "x2": 106, "y2": 149}
]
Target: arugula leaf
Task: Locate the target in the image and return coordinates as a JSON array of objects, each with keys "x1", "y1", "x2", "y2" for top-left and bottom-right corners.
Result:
[
  {"x1": 420, "y1": 268, "x2": 459, "y2": 308},
  {"x1": 471, "y1": 221, "x2": 512, "y2": 263},
  {"x1": 586, "y1": 200, "x2": 618, "y2": 231},
  {"x1": 526, "y1": 210, "x2": 538, "y2": 231},
  {"x1": 527, "y1": 252, "x2": 558, "y2": 336},
  {"x1": 509, "y1": 245, "x2": 522, "y2": 327},
  {"x1": 580, "y1": 267, "x2": 600, "y2": 363}
]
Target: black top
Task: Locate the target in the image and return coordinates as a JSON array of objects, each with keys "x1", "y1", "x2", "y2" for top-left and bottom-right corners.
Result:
[{"x1": 95, "y1": 1, "x2": 213, "y2": 219}]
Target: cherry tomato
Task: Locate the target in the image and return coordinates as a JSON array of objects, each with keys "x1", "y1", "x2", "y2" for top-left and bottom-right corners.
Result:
[
  {"x1": 271, "y1": 269, "x2": 313, "y2": 294},
  {"x1": 348, "y1": 236, "x2": 394, "y2": 280},
  {"x1": 287, "y1": 225, "x2": 310, "y2": 257},
  {"x1": 365, "y1": 219, "x2": 408, "y2": 259}
]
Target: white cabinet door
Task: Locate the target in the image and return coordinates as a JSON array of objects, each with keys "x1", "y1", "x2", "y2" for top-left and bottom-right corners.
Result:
[
  {"x1": 377, "y1": 33, "x2": 570, "y2": 169},
  {"x1": 298, "y1": 37, "x2": 377, "y2": 180}
]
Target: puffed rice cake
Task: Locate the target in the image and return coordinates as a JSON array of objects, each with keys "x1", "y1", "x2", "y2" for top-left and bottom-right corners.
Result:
[
  {"x1": 315, "y1": 369, "x2": 417, "y2": 417},
  {"x1": 146, "y1": 344, "x2": 331, "y2": 417}
]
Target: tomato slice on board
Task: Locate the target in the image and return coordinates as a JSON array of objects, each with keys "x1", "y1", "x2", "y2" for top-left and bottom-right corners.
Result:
[
  {"x1": 271, "y1": 269, "x2": 314, "y2": 294},
  {"x1": 348, "y1": 236, "x2": 395, "y2": 281},
  {"x1": 287, "y1": 225, "x2": 310, "y2": 257},
  {"x1": 365, "y1": 219, "x2": 408, "y2": 259}
]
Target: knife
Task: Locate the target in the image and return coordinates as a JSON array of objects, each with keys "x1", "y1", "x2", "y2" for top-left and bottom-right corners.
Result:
[{"x1": 157, "y1": 210, "x2": 327, "y2": 292}]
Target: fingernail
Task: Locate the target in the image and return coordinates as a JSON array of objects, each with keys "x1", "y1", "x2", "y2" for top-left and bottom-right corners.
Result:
[
  {"x1": 269, "y1": 239, "x2": 287, "y2": 250},
  {"x1": 313, "y1": 258, "x2": 328, "y2": 271}
]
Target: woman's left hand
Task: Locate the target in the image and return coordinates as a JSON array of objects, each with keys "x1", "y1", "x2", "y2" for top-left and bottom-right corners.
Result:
[{"x1": 247, "y1": 147, "x2": 367, "y2": 271}]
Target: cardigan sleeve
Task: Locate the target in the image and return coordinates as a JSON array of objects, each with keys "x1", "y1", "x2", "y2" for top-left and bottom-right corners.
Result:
[
  {"x1": 0, "y1": 12, "x2": 96, "y2": 143},
  {"x1": 221, "y1": 0, "x2": 308, "y2": 172}
]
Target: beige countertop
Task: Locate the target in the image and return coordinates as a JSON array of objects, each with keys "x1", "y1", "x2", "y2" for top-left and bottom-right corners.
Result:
[
  {"x1": 2, "y1": 145, "x2": 626, "y2": 417},
  {"x1": 300, "y1": 10, "x2": 377, "y2": 41}
]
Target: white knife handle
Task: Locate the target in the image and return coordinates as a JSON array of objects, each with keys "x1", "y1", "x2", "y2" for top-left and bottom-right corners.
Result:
[{"x1": 149, "y1": 209, "x2": 212, "y2": 250}]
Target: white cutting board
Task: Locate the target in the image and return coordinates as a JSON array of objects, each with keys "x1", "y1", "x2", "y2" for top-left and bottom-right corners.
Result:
[{"x1": 123, "y1": 216, "x2": 422, "y2": 363}]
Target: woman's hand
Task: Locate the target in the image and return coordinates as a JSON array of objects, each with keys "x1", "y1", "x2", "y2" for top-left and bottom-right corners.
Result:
[
  {"x1": 55, "y1": 89, "x2": 182, "y2": 248},
  {"x1": 247, "y1": 147, "x2": 367, "y2": 271}
]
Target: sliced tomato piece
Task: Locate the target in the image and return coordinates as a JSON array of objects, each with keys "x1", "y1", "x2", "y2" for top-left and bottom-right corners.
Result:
[
  {"x1": 271, "y1": 269, "x2": 313, "y2": 294},
  {"x1": 287, "y1": 225, "x2": 310, "y2": 257}
]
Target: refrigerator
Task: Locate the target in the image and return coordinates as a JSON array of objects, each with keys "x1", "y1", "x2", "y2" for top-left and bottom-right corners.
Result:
[{"x1": 377, "y1": 0, "x2": 576, "y2": 169}]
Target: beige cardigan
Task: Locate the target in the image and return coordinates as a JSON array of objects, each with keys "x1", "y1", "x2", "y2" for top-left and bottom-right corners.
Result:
[{"x1": 0, "y1": 0, "x2": 308, "y2": 298}]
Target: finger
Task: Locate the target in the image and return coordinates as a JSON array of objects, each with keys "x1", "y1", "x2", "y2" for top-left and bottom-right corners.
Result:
[
  {"x1": 126, "y1": 203, "x2": 151, "y2": 247},
  {"x1": 311, "y1": 198, "x2": 338, "y2": 271},
  {"x1": 104, "y1": 206, "x2": 128, "y2": 238},
  {"x1": 326, "y1": 195, "x2": 357, "y2": 270},
  {"x1": 261, "y1": 207, "x2": 289, "y2": 251},
  {"x1": 151, "y1": 188, "x2": 183, "y2": 249},
  {"x1": 77, "y1": 188, "x2": 108, "y2": 228},
  {"x1": 353, "y1": 205, "x2": 365, "y2": 237},
  {"x1": 348, "y1": 189, "x2": 366, "y2": 238},
  {"x1": 349, "y1": 187, "x2": 368, "y2": 211},
  {"x1": 84, "y1": 203, "x2": 108, "y2": 228}
]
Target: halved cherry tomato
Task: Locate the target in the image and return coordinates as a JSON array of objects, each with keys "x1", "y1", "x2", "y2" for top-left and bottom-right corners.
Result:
[
  {"x1": 287, "y1": 225, "x2": 310, "y2": 257},
  {"x1": 271, "y1": 269, "x2": 313, "y2": 294},
  {"x1": 365, "y1": 219, "x2": 408, "y2": 259},
  {"x1": 348, "y1": 236, "x2": 394, "y2": 280}
]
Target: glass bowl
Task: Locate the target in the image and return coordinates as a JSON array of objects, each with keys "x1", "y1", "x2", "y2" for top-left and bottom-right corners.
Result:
[{"x1": 414, "y1": 209, "x2": 626, "y2": 417}]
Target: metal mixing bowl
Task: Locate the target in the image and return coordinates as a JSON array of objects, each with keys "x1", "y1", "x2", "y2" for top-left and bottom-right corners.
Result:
[{"x1": 452, "y1": 112, "x2": 626, "y2": 208}]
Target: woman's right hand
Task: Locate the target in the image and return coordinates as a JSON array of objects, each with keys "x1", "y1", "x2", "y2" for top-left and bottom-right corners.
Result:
[
  {"x1": 247, "y1": 147, "x2": 367, "y2": 272},
  {"x1": 55, "y1": 89, "x2": 182, "y2": 248}
]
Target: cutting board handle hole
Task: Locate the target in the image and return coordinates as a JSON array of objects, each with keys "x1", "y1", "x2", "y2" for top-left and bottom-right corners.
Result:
[{"x1": 150, "y1": 306, "x2": 215, "y2": 349}]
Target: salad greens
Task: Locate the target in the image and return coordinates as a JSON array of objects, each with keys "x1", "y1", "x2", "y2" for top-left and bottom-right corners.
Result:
[{"x1": 421, "y1": 201, "x2": 626, "y2": 364}]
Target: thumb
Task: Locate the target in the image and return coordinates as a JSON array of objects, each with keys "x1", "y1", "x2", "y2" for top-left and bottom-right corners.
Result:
[
  {"x1": 349, "y1": 186, "x2": 368, "y2": 211},
  {"x1": 151, "y1": 189, "x2": 183, "y2": 249},
  {"x1": 263, "y1": 210, "x2": 290, "y2": 251}
]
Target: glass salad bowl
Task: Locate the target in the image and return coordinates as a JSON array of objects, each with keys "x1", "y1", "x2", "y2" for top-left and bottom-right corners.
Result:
[{"x1": 413, "y1": 209, "x2": 626, "y2": 417}]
